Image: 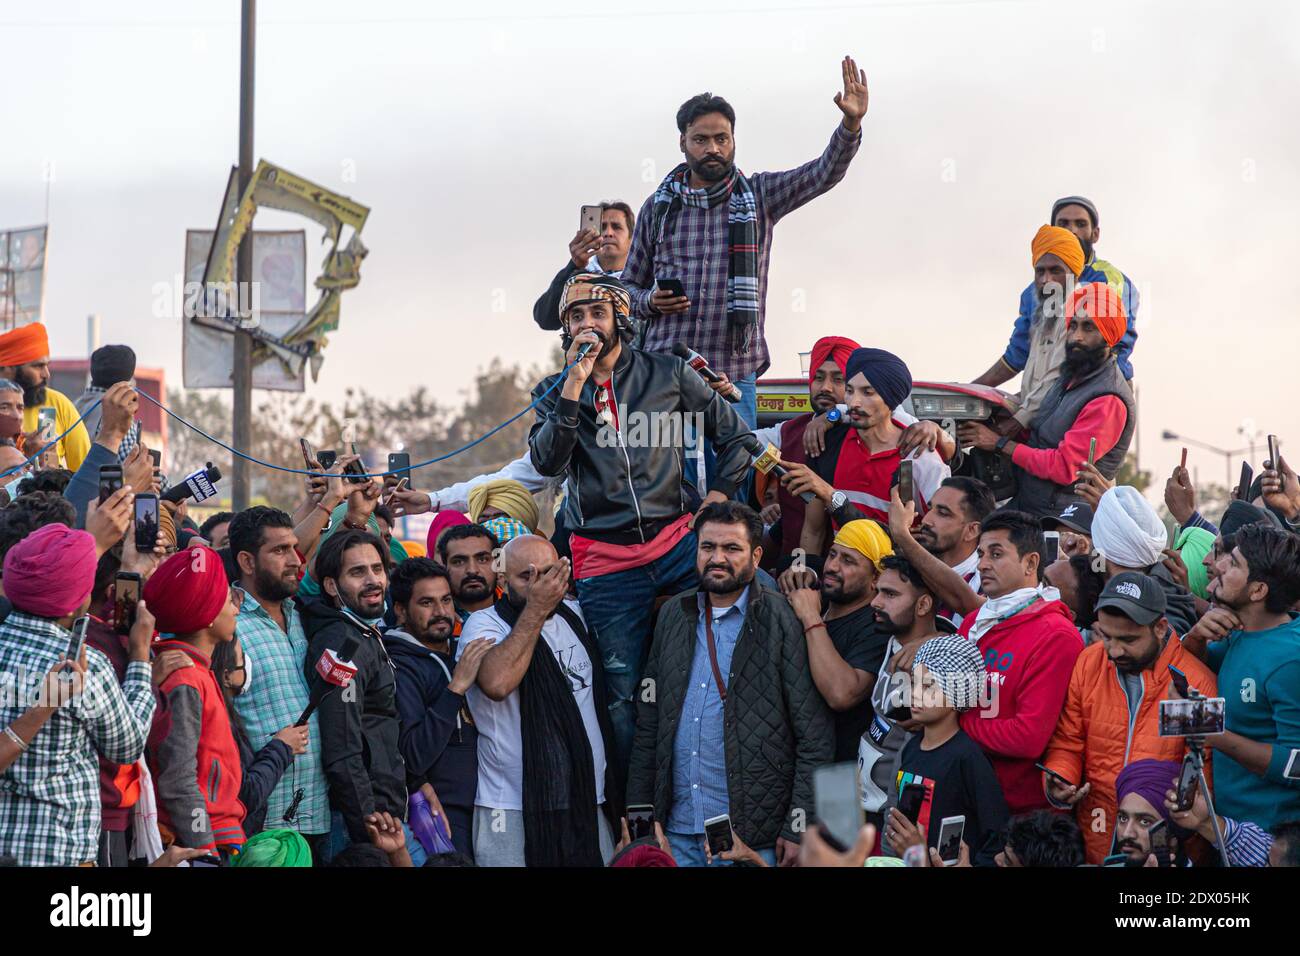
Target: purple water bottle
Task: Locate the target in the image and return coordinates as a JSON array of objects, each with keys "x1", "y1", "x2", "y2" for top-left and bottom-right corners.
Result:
[{"x1": 408, "y1": 791, "x2": 440, "y2": 856}]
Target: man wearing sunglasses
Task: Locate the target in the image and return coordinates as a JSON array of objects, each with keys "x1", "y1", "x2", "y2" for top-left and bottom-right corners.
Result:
[{"x1": 529, "y1": 272, "x2": 753, "y2": 771}]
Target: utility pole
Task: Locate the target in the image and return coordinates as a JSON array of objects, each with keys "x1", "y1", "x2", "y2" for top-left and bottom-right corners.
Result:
[{"x1": 232, "y1": 0, "x2": 256, "y2": 510}]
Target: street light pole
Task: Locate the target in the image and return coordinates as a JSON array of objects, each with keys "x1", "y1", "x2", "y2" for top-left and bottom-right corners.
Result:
[
  {"x1": 232, "y1": 0, "x2": 256, "y2": 510},
  {"x1": 1161, "y1": 430, "x2": 1251, "y2": 491}
]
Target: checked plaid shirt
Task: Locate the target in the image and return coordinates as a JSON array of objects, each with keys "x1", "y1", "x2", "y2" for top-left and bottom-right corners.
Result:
[
  {"x1": 232, "y1": 591, "x2": 330, "y2": 834},
  {"x1": 621, "y1": 122, "x2": 862, "y2": 381},
  {"x1": 0, "y1": 611, "x2": 155, "y2": 867}
]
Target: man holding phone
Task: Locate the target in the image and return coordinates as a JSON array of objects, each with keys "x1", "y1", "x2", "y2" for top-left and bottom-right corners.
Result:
[
  {"x1": 1182, "y1": 524, "x2": 1300, "y2": 832},
  {"x1": 73, "y1": 344, "x2": 142, "y2": 464},
  {"x1": 619, "y1": 57, "x2": 868, "y2": 431},
  {"x1": 0, "y1": 322, "x2": 91, "y2": 470},
  {"x1": 960, "y1": 282, "x2": 1135, "y2": 519},
  {"x1": 0, "y1": 523, "x2": 156, "y2": 867},
  {"x1": 1041, "y1": 572, "x2": 1217, "y2": 864},
  {"x1": 532, "y1": 202, "x2": 636, "y2": 332},
  {"x1": 529, "y1": 272, "x2": 752, "y2": 769}
]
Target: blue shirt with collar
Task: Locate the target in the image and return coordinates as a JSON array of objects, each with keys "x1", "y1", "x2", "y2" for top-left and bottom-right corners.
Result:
[{"x1": 668, "y1": 585, "x2": 751, "y2": 835}]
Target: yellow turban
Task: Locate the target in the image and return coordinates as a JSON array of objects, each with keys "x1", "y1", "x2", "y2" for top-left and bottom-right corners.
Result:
[
  {"x1": 832, "y1": 519, "x2": 893, "y2": 571},
  {"x1": 1030, "y1": 224, "x2": 1085, "y2": 278},
  {"x1": 466, "y1": 479, "x2": 539, "y2": 531}
]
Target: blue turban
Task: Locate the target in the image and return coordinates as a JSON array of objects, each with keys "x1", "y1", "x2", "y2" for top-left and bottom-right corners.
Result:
[{"x1": 844, "y1": 348, "x2": 912, "y2": 411}]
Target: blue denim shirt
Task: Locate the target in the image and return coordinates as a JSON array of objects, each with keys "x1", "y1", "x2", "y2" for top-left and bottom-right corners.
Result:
[{"x1": 668, "y1": 586, "x2": 751, "y2": 835}]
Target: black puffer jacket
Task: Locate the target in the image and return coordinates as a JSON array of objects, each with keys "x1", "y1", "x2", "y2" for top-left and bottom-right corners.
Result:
[
  {"x1": 626, "y1": 585, "x2": 834, "y2": 849},
  {"x1": 529, "y1": 345, "x2": 752, "y2": 543},
  {"x1": 301, "y1": 600, "x2": 407, "y2": 843}
]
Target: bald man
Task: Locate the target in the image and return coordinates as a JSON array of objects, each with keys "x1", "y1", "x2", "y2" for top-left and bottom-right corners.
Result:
[{"x1": 456, "y1": 535, "x2": 621, "y2": 867}]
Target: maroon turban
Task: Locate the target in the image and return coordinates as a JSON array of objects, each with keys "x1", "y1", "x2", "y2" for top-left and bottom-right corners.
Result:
[
  {"x1": 1115, "y1": 758, "x2": 1181, "y2": 821},
  {"x1": 808, "y1": 335, "x2": 860, "y2": 387},
  {"x1": 143, "y1": 545, "x2": 231, "y2": 634},
  {"x1": 609, "y1": 843, "x2": 678, "y2": 868},
  {"x1": 427, "y1": 510, "x2": 470, "y2": 557},
  {"x1": 3, "y1": 523, "x2": 97, "y2": 618}
]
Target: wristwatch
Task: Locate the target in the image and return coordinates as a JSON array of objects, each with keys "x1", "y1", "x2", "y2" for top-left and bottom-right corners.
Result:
[
  {"x1": 995, "y1": 435, "x2": 1011, "y2": 454},
  {"x1": 830, "y1": 490, "x2": 848, "y2": 511}
]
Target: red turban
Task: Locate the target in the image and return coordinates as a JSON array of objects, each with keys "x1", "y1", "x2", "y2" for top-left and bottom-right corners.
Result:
[
  {"x1": 143, "y1": 545, "x2": 231, "y2": 634},
  {"x1": 0, "y1": 322, "x2": 50, "y2": 367},
  {"x1": 1066, "y1": 282, "x2": 1127, "y2": 348},
  {"x1": 2, "y1": 523, "x2": 97, "y2": 618},
  {"x1": 808, "y1": 335, "x2": 859, "y2": 387},
  {"x1": 427, "y1": 510, "x2": 470, "y2": 557}
]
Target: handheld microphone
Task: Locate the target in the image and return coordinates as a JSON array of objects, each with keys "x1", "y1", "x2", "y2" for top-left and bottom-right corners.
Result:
[
  {"x1": 574, "y1": 340, "x2": 596, "y2": 363},
  {"x1": 671, "y1": 343, "x2": 742, "y2": 403},
  {"x1": 162, "y1": 463, "x2": 222, "y2": 504},
  {"x1": 741, "y1": 434, "x2": 815, "y2": 503},
  {"x1": 296, "y1": 634, "x2": 361, "y2": 726}
]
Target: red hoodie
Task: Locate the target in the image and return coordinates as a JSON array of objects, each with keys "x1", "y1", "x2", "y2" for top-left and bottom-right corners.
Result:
[{"x1": 957, "y1": 598, "x2": 1082, "y2": 815}]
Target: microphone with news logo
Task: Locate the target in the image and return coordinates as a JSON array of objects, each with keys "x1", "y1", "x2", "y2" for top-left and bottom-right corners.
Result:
[
  {"x1": 671, "y1": 343, "x2": 742, "y2": 403},
  {"x1": 296, "y1": 634, "x2": 361, "y2": 726},
  {"x1": 740, "y1": 433, "x2": 815, "y2": 503}
]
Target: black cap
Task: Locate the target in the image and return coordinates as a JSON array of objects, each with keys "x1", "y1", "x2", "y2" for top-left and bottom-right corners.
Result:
[
  {"x1": 1095, "y1": 571, "x2": 1167, "y2": 626},
  {"x1": 1050, "y1": 195, "x2": 1099, "y2": 229},
  {"x1": 1042, "y1": 500, "x2": 1093, "y2": 536},
  {"x1": 89, "y1": 344, "x2": 136, "y2": 388}
]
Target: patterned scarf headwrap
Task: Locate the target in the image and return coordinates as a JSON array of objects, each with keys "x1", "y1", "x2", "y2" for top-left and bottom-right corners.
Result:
[{"x1": 650, "y1": 164, "x2": 759, "y2": 356}]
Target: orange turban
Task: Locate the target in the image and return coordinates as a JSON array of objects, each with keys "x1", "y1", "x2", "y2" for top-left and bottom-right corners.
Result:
[
  {"x1": 1030, "y1": 225, "x2": 1085, "y2": 278},
  {"x1": 0, "y1": 322, "x2": 50, "y2": 367},
  {"x1": 1066, "y1": 282, "x2": 1127, "y2": 348}
]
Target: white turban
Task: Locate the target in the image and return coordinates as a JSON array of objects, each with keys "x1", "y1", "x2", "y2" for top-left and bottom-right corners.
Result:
[{"x1": 1092, "y1": 485, "x2": 1168, "y2": 570}]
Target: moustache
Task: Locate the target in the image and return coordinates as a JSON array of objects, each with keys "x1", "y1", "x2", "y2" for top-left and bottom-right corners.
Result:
[{"x1": 461, "y1": 575, "x2": 488, "y2": 588}]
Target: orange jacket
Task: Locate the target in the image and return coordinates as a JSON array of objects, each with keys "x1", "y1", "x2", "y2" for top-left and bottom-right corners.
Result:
[{"x1": 1043, "y1": 632, "x2": 1217, "y2": 864}]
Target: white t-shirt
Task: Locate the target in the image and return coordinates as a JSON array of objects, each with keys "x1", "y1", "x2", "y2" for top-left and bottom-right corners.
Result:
[
  {"x1": 457, "y1": 599, "x2": 607, "y2": 811},
  {"x1": 945, "y1": 549, "x2": 983, "y2": 629}
]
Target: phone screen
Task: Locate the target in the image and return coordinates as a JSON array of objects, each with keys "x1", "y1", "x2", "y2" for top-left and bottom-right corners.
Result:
[
  {"x1": 936, "y1": 815, "x2": 966, "y2": 865},
  {"x1": 814, "y1": 762, "x2": 864, "y2": 851},
  {"x1": 703, "y1": 814, "x2": 734, "y2": 855},
  {"x1": 897, "y1": 460, "x2": 914, "y2": 505},
  {"x1": 114, "y1": 573, "x2": 142, "y2": 637},
  {"x1": 316, "y1": 449, "x2": 337, "y2": 470},
  {"x1": 626, "y1": 803, "x2": 655, "y2": 841},
  {"x1": 300, "y1": 438, "x2": 316, "y2": 467},
  {"x1": 38, "y1": 407, "x2": 57, "y2": 436},
  {"x1": 98, "y1": 465, "x2": 124, "y2": 504},
  {"x1": 134, "y1": 494, "x2": 159, "y2": 551},
  {"x1": 1174, "y1": 755, "x2": 1199, "y2": 810}
]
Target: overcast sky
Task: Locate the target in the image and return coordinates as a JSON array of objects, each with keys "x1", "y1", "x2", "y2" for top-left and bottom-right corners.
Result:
[{"x1": 4, "y1": 0, "x2": 1298, "y2": 493}]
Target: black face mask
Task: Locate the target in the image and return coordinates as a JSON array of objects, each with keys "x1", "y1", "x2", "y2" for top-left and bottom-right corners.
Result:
[{"x1": 1062, "y1": 342, "x2": 1107, "y2": 378}]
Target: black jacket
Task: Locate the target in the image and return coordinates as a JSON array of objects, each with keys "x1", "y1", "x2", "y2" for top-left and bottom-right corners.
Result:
[
  {"x1": 382, "y1": 629, "x2": 479, "y2": 812},
  {"x1": 301, "y1": 600, "x2": 407, "y2": 842},
  {"x1": 533, "y1": 260, "x2": 583, "y2": 331},
  {"x1": 626, "y1": 585, "x2": 835, "y2": 849},
  {"x1": 234, "y1": 724, "x2": 293, "y2": 837},
  {"x1": 529, "y1": 345, "x2": 752, "y2": 542}
]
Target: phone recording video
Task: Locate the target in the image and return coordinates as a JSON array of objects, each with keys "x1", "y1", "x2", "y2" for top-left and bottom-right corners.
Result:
[
  {"x1": 1158, "y1": 696, "x2": 1226, "y2": 737},
  {"x1": 114, "y1": 572, "x2": 142, "y2": 637},
  {"x1": 897, "y1": 782, "x2": 926, "y2": 825},
  {"x1": 61, "y1": 616, "x2": 90, "y2": 681},
  {"x1": 387, "y1": 452, "x2": 411, "y2": 489},
  {"x1": 133, "y1": 493, "x2": 160, "y2": 552},
  {"x1": 98, "y1": 465, "x2": 124, "y2": 504},
  {"x1": 626, "y1": 803, "x2": 656, "y2": 842},
  {"x1": 936, "y1": 815, "x2": 966, "y2": 866},
  {"x1": 1173, "y1": 753, "x2": 1199, "y2": 812},
  {"x1": 1042, "y1": 530, "x2": 1060, "y2": 565},
  {"x1": 344, "y1": 442, "x2": 368, "y2": 485},
  {"x1": 704, "y1": 813, "x2": 734, "y2": 856},
  {"x1": 316, "y1": 449, "x2": 337, "y2": 471},
  {"x1": 897, "y1": 459, "x2": 914, "y2": 506}
]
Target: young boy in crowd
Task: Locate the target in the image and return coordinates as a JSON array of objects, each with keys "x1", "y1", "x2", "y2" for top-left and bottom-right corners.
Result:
[
  {"x1": 884, "y1": 635, "x2": 1010, "y2": 866},
  {"x1": 144, "y1": 545, "x2": 247, "y2": 862}
]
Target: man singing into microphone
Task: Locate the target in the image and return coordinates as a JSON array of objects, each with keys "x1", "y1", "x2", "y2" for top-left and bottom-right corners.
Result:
[{"x1": 529, "y1": 272, "x2": 753, "y2": 770}]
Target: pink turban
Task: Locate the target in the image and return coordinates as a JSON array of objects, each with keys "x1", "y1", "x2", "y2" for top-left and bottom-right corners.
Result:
[
  {"x1": 427, "y1": 510, "x2": 470, "y2": 557},
  {"x1": 3, "y1": 523, "x2": 97, "y2": 618}
]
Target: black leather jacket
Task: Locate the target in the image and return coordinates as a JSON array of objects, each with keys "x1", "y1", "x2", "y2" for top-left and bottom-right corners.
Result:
[{"x1": 529, "y1": 345, "x2": 751, "y2": 543}]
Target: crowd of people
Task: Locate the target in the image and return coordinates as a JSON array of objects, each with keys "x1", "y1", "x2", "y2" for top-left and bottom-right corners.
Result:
[{"x1": 1, "y1": 56, "x2": 1298, "y2": 870}]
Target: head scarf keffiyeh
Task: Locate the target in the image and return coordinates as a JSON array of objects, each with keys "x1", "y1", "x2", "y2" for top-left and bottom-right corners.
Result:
[{"x1": 649, "y1": 164, "x2": 759, "y2": 357}]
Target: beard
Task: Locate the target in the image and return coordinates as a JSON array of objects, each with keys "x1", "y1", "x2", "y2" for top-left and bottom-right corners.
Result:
[
  {"x1": 22, "y1": 383, "x2": 46, "y2": 406},
  {"x1": 912, "y1": 525, "x2": 949, "y2": 556},
  {"x1": 873, "y1": 608, "x2": 908, "y2": 634},
  {"x1": 254, "y1": 563, "x2": 299, "y2": 603},
  {"x1": 821, "y1": 572, "x2": 867, "y2": 606},
  {"x1": 810, "y1": 390, "x2": 837, "y2": 413},
  {"x1": 416, "y1": 615, "x2": 455, "y2": 643},
  {"x1": 1079, "y1": 236, "x2": 1095, "y2": 262},
  {"x1": 454, "y1": 574, "x2": 492, "y2": 606},
  {"x1": 700, "y1": 563, "x2": 754, "y2": 595},
  {"x1": 505, "y1": 584, "x2": 528, "y2": 611},
  {"x1": 340, "y1": 583, "x2": 385, "y2": 619},
  {"x1": 1062, "y1": 342, "x2": 1107, "y2": 378},
  {"x1": 688, "y1": 153, "x2": 734, "y2": 184}
]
